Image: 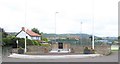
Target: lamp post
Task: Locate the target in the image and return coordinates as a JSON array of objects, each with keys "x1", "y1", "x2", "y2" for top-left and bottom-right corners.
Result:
[
  {"x1": 92, "y1": 0, "x2": 95, "y2": 49},
  {"x1": 81, "y1": 21, "x2": 82, "y2": 45},
  {"x1": 24, "y1": 0, "x2": 27, "y2": 53},
  {"x1": 24, "y1": 32, "x2": 27, "y2": 53},
  {"x1": 92, "y1": 27, "x2": 94, "y2": 49},
  {"x1": 55, "y1": 12, "x2": 59, "y2": 43}
]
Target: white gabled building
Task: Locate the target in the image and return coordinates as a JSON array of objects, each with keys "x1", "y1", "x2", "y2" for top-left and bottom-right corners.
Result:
[{"x1": 16, "y1": 27, "x2": 41, "y2": 40}]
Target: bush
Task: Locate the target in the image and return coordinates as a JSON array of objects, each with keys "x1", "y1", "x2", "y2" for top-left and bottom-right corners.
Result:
[
  {"x1": 27, "y1": 39, "x2": 33, "y2": 45},
  {"x1": 3, "y1": 37, "x2": 34, "y2": 48},
  {"x1": 83, "y1": 47, "x2": 95, "y2": 54},
  {"x1": 2, "y1": 37, "x2": 16, "y2": 46},
  {"x1": 17, "y1": 38, "x2": 35, "y2": 48},
  {"x1": 42, "y1": 38, "x2": 48, "y2": 42},
  {"x1": 18, "y1": 47, "x2": 24, "y2": 54},
  {"x1": 83, "y1": 47, "x2": 90, "y2": 54},
  {"x1": 90, "y1": 48, "x2": 95, "y2": 54},
  {"x1": 32, "y1": 40, "x2": 41, "y2": 46}
]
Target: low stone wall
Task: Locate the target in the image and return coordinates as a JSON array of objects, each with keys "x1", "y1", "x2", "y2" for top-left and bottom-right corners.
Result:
[
  {"x1": 26, "y1": 45, "x2": 52, "y2": 54},
  {"x1": 94, "y1": 45, "x2": 111, "y2": 55},
  {"x1": 12, "y1": 45, "x2": 111, "y2": 55},
  {"x1": 70, "y1": 45, "x2": 111, "y2": 55},
  {"x1": 70, "y1": 45, "x2": 84, "y2": 53}
]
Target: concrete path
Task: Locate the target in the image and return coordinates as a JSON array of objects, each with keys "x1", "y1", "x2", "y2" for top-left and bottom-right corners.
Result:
[
  {"x1": 8, "y1": 53, "x2": 102, "y2": 59},
  {"x1": 2, "y1": 51, "x2": 118, "y2": 62}
]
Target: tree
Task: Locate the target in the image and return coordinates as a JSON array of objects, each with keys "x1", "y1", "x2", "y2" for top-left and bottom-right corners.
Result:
[
  {"x1": 40, "y1": 32, "x2": 44, "y2": 41},
  {"x1": 1, "y1": 28, "x2": 8, "y2": 38},
  {"x1": 31, "y1": 28, "x2": 40, "y2": 35},
  {"x1": 42, "y1": 38, "x2": 48, "y2": 42}
]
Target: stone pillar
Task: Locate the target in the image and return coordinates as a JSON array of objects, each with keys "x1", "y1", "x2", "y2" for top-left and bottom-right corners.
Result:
[
  {"x1": 64, "y1": 43, "x2": 68, "y2": 49},
  {"x1": 52, "y1": 43, "x2": 58, "y2": 50},
  {"x1": 63, "y1": 43, "x2": 70, "y2": 51}
]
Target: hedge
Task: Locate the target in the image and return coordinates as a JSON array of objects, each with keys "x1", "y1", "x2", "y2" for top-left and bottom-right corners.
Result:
[
  {"x1": 32, "y1": 40, "x2": 41, "y2": 46},
  {"x1": 2, "y1": 37, "x2": 34, "y2": 48}
]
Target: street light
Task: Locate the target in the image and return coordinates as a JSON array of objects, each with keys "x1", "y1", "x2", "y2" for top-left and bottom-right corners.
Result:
[
  {"x1": 24, "y1": 0, "x2": 27, "y2": 53},
  {"x1": 55, "y1": 12, "x2": 59, "y2": 44},
  {"x1": 24, "y1": 32, "x2": 27, "y2": 53},
  {"x1": 80, "y1": 21, "x2": 82, "y2": 45},
  {"x1": 92, "y1": 0, "x2": 95, "y2": 49}
]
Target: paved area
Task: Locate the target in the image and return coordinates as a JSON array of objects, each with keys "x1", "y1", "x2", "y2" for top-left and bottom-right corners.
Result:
[
  {"x1": 2, "y1": 51, "x2": 118, "y2": 62},
  {"x1": 7, "y1": 53, "x2": 101, "y2": 59}
]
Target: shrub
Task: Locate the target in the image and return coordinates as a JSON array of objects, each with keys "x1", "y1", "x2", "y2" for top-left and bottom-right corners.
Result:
[
  {"x1": 17, "y1": 38, "x2": 34, "y2": 48},
  {"x1": 32, "y1": 40, "x2": 40, "y2": 46},
  {"x1": 83, "y1": 47, "x2": 95, "y2": 54},
  {"x1": 3, "y1": 37, "x2": 34, "y2": 48},
  {"x1": 83, "y1": 47, "x2": 90, "y2": 54},
  {"x1": 90, "y1": 48, "x2": 95, "y2": 54},
  {"x1": 2, "y1": 37, "x2": 16, "y2": 46},
  {"x1": 42, "y1": 38, "x2": 48, "y2": 42},
  {"x1": 18, "y1": 47, "x2": 24, "y2": 54},
  {"x1": 26, "y1": 39, "x2": 33, "y2": 45}
]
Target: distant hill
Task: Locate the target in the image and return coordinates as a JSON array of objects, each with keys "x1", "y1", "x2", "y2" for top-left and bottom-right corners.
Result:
[
  {"x1": 5, "y1": 32, "x2": 117, "y2": 42},
  {"x1": 42, "y1": 33, "x2": 98, "y2": 39}
]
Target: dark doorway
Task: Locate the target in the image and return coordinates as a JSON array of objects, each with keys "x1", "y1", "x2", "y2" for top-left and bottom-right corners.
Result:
[{"x1": 58, "y1": 42, "x2": 63, "y2": 49}]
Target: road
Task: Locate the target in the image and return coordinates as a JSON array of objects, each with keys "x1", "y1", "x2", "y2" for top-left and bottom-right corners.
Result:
[{"x1": 2, "y1": 51, "x2": 118, "y2": 62}]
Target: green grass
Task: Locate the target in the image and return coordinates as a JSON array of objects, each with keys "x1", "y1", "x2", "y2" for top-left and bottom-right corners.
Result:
[
  {"x1": 111, "y1": 49, "x2": 119, "y2": 51},
  {"x1": 111, "y1": 45, "x2": 119, "y2": 51}
]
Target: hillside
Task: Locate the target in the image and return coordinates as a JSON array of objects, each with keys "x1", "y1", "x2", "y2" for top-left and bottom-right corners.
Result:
[{"x1": 42, "y1": 33, "x2": 94, "y2": 39}]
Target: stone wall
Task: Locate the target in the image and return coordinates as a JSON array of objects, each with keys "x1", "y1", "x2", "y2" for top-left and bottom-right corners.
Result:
[
  {"x1": 70, "y1": 45, "x2": 84, "y2": 53},
  {"x1": 51, "y1": 43, "x2": 58, "y2": 50},
  {"x1": 26, "y1": 45, "x2": 52, "y2": 54},
  {"x1": 64, "y1": 43, "x2": 70, "y2": 50},
  {"x1": 70, "y1": 45, "x2": 111, "y2": 55},
  {"x1": 12, "y1": 44, "x2": 111, "y2": 55},
  {"x1": 94, "y1": 45, "x2": 111, "y2": 55}
]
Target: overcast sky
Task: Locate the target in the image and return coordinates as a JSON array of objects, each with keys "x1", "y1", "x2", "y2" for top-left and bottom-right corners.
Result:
[{"x1": 0, "y1": 0, "x2": 119, "y2": 37}]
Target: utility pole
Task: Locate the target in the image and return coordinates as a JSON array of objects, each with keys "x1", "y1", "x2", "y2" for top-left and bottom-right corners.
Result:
[
  {"x1": 55, "y1": 12, "x2": 59, "y2": 44},
  {"x1": 81, "y1": 21, "x2": 82, "y2": 45},
  {"x1": 92, "y1": 0, "x2": 95, "y2": 49},
  {"x1": 24, "y1": 0, "x2": 27, "y2": 53}
]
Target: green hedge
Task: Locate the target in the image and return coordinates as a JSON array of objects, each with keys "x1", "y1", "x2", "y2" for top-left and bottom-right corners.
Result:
[
  {"x1": 2, "y1": 37, "x2": 34, "y2": 48},
  {"x1": 32, "y1": 40, "x2": 41, "y2": 46},
  {"x1": 2, "y1": 37, "x2": 14, "y2": 46},
  {"x1": 2, "y1": 37, "x2": 50, "y2": 47}
]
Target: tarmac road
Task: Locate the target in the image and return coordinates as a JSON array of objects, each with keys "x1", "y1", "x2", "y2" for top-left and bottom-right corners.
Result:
[{"x1": 2, "y1": 51, "x2": 118, "y2": 62}]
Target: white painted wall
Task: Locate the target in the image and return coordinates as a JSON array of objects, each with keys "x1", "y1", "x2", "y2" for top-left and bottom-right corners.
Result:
[
  {"x1": 31, "y1": 37, "x2": 41, "y2": 40},
  {"x1": 16, "y1": 31, "x2": 31, "y2": 39}
]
